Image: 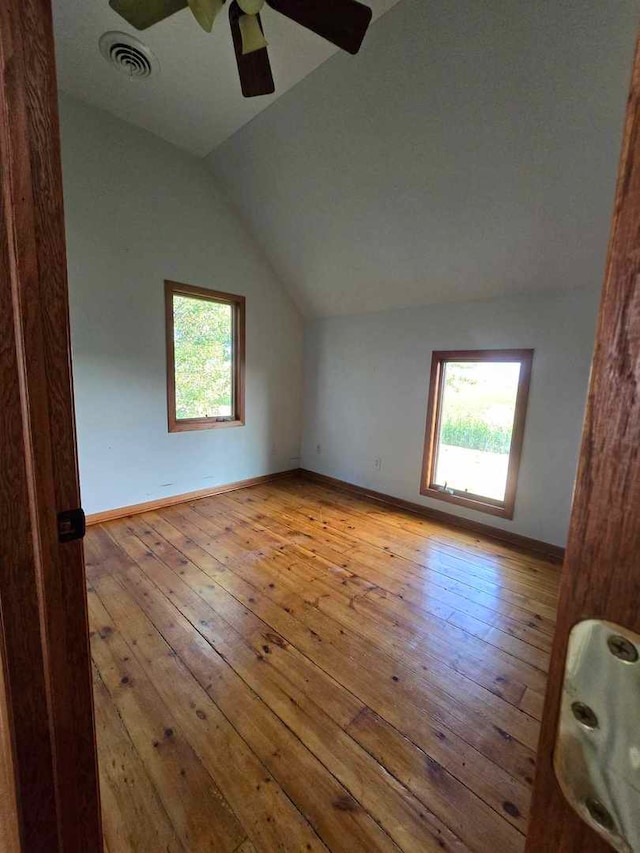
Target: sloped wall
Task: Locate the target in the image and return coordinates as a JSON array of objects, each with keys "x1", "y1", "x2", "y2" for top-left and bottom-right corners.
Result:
[{"x1": 208, "y1": 0, "x2": 637, "y2": 317}]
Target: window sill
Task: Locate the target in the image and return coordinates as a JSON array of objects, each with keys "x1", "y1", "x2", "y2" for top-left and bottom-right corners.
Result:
[
  {"x1": 169, "y1": 418, "x2": 245, "y2": 433},
  {"x1": 420, "y1": 485, "x2": 514, "y2": 519}
]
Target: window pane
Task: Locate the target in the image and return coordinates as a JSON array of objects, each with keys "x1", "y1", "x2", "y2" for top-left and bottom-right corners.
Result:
[
  {"x1": 433, "y1": 361, "x2": 521, "y2": 502},
  {"x1": 173, "y1": 294, "x2": 233, "y2": 420}
]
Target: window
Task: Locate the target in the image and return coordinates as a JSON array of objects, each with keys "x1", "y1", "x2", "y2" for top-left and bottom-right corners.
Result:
[
  {"x1": 165, "y1": 281, "x2": 245, "y2": 432},
  {"x1": 421, "y1": 349, "x2": 533, "y2": 518}
]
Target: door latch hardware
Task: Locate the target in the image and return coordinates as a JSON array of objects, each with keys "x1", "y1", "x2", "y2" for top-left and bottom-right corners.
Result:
[
  {"x1": 57, "y1": 507, "x2": 86, "y2": 543},
  {"x1": 554, "y1": 619, "x2": 640, "y2": 852}
]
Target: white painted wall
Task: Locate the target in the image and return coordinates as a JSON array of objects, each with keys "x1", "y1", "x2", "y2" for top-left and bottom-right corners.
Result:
[
  {"x1": 59, "y1": 95, "x2": 303, "y2": 516},
  {"x1": 302, "y1": 288, "x2": 600, "y2": 547},
  {"x1": 208, "y1": 0, "x2": 638, "y2": 317}
]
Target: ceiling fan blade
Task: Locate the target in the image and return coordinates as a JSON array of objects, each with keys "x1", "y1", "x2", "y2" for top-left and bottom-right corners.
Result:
[
  {"x1": 265, "y1": 0, "x2": 372, "y2": 54},
  {"x1": 239, "y1": 13, "x2": 268, "y2": 53},
  {"x1": 229, "y1": 1, "x2": 275, "y2": 97},
  {"x1": 109, "y1": 0, "x2": 188, "y2": 30},
  {"x1": 188, "y1": 0, "x2": 224, "y2": 32}
]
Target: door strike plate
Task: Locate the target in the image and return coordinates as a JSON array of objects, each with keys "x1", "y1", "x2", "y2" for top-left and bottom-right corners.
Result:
[{"x1": 554, "y1": 619, "x2": 640, "y2": 852}]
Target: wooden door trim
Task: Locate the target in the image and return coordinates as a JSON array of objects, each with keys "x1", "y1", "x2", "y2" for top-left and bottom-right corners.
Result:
[
  {"x1": 527, "y1": 31, "x2": 640, "y2": 852},
  {"x1": 0, "y1": 641, "x2": 19, "y2": 853},
  {"x1": 0, "y1": 0, "x2": 102, "y2": 848}
]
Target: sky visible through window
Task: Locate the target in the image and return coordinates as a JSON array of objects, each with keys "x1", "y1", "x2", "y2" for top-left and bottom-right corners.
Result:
[
  {"x1": 173, "y1": 294, "x2": 233, "y2": 419},
  {"x1": 434, "y1": 361, "x2": 521, "y2": 501}
]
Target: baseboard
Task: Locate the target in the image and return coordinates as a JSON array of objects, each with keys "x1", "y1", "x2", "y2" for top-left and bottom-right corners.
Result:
[
  {"x1": 87, "y1": 465, "x2": 564, "y2": 562},
  {"x1": 85, "y1": 469, "x2": 302, "y2": 526},
  {"x1": 299, "y1": 468, "x2": 565, "y2": 563}
]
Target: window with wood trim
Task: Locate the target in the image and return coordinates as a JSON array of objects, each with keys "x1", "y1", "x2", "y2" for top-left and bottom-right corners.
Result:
[
  {"x1": 165, "y1": 281, "x2": 245, "y2": 432},
  {"x1": 421, "y1": 349, "x2": 533, "y2": 519}
]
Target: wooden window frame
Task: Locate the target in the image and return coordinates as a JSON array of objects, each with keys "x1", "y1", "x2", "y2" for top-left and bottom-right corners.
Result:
[
  {"x1": 165, "y1": 280, "x2": 246, "y2": 433},
  {"x1": 420, "y1": 349, "x2": 534, "y2": 519}
]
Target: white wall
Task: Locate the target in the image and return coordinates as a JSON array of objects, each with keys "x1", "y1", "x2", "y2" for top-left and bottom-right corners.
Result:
[
  {"x1": 209, "y1": 0, "x2": 637, "y2": 317},
  {"x1": 206, "y1": 0, "x2": 629, "y2": 547},
  {"x1": 302, "y1": 288, "x2": 599, "y2": 547},
  {"x1": 59, "y1": 95, "x2": 303, "y2": 515}
]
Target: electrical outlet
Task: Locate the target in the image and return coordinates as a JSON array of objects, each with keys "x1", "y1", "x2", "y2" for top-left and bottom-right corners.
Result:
[
  {"x1": 374, "y1": 457, "x2": 382, "y2": 471},
  {"x1": 316, "y1": 443, "x2": 322, "y2": 454}
]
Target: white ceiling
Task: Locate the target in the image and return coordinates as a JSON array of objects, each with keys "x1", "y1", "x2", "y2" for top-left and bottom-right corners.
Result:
[
  {"x1": 208, "y1": 0, "x2": 640, "y2": 316},
  {"x1": 53, "y1": 0, "x2": 402, "y2": 156},
  {"x1": 54, "y1": 0, "x2": 640, "y2": 319}
]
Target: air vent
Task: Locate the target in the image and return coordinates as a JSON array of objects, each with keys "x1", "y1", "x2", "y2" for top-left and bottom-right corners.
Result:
[{"x1": 99, "y1": 32, "x2": 158, "y2": 79}]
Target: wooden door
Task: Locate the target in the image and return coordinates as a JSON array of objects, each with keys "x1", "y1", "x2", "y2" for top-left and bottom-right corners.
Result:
[
  {"x1": 0, "y1": 0, "x2": 102, "y2": 849},
  {"x1": 527, "y1": 32, "x2": 640, "y2": 853}
]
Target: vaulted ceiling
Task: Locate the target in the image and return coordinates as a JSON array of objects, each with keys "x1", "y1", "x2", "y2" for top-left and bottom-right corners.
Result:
[
  {"x1": 54, "y1": 0, "x2": 640, "y2": 317},
  {"x1": 207, "y1": 0, "x2": 640, "y2": 316}
]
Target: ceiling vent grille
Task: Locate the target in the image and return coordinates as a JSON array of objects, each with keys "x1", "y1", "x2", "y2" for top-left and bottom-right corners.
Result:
[{"x1": 99, "y1": 32, "x2": 158, "y2": 79}]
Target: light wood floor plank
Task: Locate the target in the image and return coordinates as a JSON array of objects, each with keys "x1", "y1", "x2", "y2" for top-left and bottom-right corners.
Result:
[
  {"x1": 241, "y1": 485, "x2": 559, "y2": 617},
  {"x1": 88, "y1": 586, "x2": 245, "y2": 853},
  {"x1": 170, "y1": 503, "x2": 540, "y2": 763},
  {"x1": 252, "y1": 481, "x2": 559, "y2": 602},
  {"x1": 129, "y1": 512, "x2": 526, "y2": 853},
  {"x1": 219, "y1": 489, "x2": 558, "y2": 633},
  {"x1": 207, "y1": 493, "x2": 553, "y2": 672},
  {"x1": 293, "y1": 483, "x2": 560, "y2": 582},
  {"x1": 87, "y1": 531, "x2": 329, "y2": 853},
  {"x1": 86, "y1": 479, "x2": 561, "y2": 852},
  {"x1": 146, "y1": 504, "x2": 533, "y2": 830},
  {"x1": 108, "y1": 516, "x2": 466, "y2": 852},
  {"x1": 206, "y1": 502, "x2": 548, "y2": 698},
  {"x1": 91, "y1": 666, "x2": 186, "y2": 853}
]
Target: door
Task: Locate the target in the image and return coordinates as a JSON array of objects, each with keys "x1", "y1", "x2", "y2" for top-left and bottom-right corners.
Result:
[
  {"x1": 0, "y1": 0, "x2": 102, "y2": 848},
  {"x1": 527, "y1": 32, "x2": 640, "y2": 853}
]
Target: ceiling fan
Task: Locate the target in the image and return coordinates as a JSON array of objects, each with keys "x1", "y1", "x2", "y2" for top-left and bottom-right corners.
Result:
[{"x1": 108, "y1": 0, "x2": 373, "y2": 97}]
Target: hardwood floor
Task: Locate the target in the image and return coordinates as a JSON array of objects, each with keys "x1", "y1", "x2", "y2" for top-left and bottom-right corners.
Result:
[{"x1": 84, "y1": 478, "x2": 560, "y2": 852}]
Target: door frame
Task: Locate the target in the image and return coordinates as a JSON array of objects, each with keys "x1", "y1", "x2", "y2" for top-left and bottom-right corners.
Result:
[
  {"x1": 527, "y1": 31, "x2": 640, "y2": 853},
  {"x1": 0, "y1": 0, "x2": 102, "y2": 848},
  {"x1": 2, "y1": 0, "x2": 639, "y2": 849}
]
